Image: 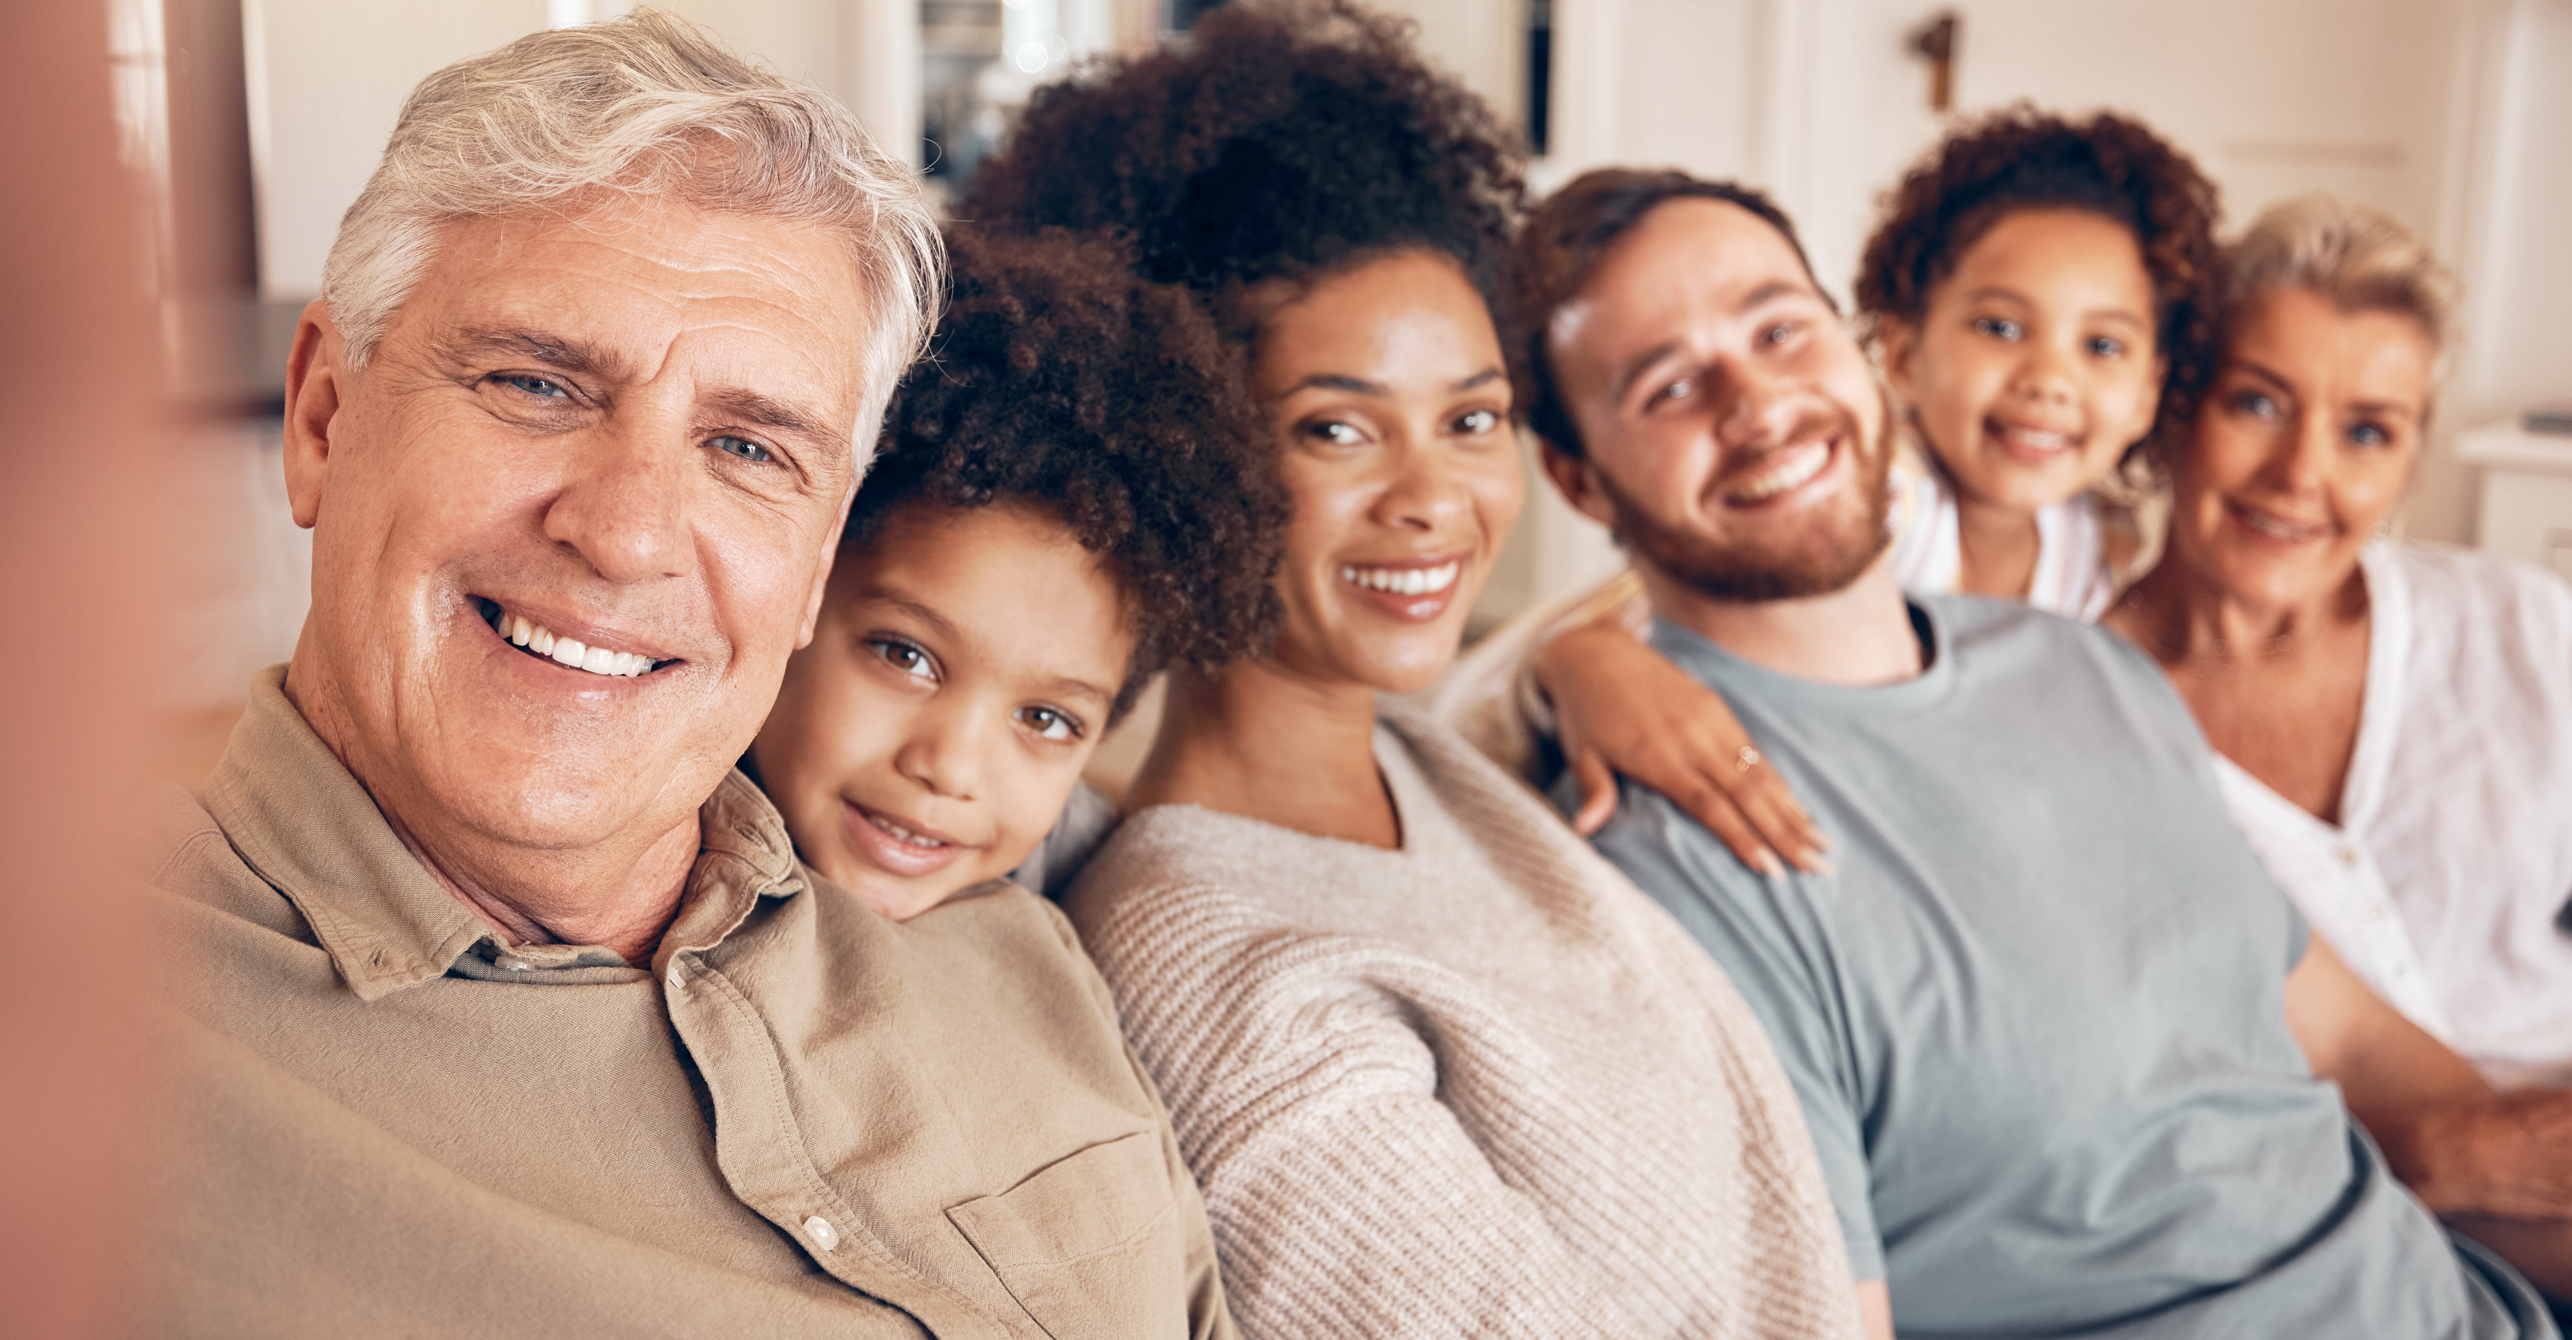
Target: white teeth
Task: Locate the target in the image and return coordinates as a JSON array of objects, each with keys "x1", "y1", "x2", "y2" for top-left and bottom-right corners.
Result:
[
  {"x1": 874, "y1": 814, "x2": 946, "y2": 848},
  {"x1": 1727, "y1": 440, "x2": 1831, "y2": 503},
  {"x1": 1999, "y1": 426, "x2": 2074, "y2": 452},
  {"x1": 2240, "y1": 508, "x2": 2326, "y2": 541},
  {"x1": 1337, "y1": 561, "x2": 1461, "y2": 597},
  {"x1": 486, "y1": 604, "x2": 658, "y2": 678}
]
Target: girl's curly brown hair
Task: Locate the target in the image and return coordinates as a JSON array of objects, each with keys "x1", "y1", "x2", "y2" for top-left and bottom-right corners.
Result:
[
  {"x1": 851, "y1": 226, "x2": 1289, "y2": 720},
  {"x1": 1855, "y1": 106, "x2": 2223, "y2": 457},
  {"x1": 964, "y1": 0, "x2": 1526, "y2": 329}
]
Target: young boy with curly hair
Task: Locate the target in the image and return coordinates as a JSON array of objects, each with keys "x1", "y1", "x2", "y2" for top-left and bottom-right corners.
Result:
[{"x1": 747, "y1": 226, "x2": 1287, "y2": 920}]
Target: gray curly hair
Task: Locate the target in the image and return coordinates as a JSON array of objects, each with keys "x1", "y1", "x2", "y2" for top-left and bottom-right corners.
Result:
[{"x1": 320, "y1": 8, "x2": 941, "y2": 455}]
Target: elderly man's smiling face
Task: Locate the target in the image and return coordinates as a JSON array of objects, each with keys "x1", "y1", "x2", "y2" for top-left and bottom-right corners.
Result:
[{"x1": 283, "y1": 191, "x2": 871, "y2": 893}]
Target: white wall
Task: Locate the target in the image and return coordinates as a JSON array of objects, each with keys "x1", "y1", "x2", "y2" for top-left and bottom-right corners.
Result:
[
  {"x1": 2448, "y1": 0, "x2": 2572, "y2": 451},
  {"x1": 1475, "y1": 0, "x2": 2563, "y2": 602},
  {"x1": 244, "y1": 0, "x2": 921, "y2": 300}
]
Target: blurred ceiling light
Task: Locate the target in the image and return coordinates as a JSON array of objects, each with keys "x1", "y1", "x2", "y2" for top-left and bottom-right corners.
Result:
[{"x1": 549, "y1": 0, "x2": 635, "y2": 29}]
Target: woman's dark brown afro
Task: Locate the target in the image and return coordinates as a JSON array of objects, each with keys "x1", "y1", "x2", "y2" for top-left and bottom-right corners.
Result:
[
  {"x1": 849, "y1": 226, "x2": 1288, "y2": 721},
  {"x1": 964, "y1": 0, "x2": 1526, "y2": 323},
  {"x1": 1855, "y1": 105, "x2": 2224, "y2": 455}
]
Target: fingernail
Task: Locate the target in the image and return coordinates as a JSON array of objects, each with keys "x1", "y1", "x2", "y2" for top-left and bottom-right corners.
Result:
[{"x1": 1757, "y1": 851, "x2": 1786, "y2": 879}]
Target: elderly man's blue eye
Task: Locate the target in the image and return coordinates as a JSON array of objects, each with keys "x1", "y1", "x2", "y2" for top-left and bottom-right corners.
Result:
[
  {"x1": 710, "y1": 435, "x2": 772, "y2": 463},
  {"x1": 502, "y1": 374, "x2": 568, "y2": 398}
]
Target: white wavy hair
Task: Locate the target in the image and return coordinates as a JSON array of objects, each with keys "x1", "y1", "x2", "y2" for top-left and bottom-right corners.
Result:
[
  {"x1": 320, "y1": 9, "x2": 941, "y2": 455},
  {"x1": 2226, "y1": 194, "x2": 2461, "y2": 385}
]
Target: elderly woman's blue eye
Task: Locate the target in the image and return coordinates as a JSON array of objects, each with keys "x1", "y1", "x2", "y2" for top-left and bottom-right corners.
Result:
[{"x1": 710, "y1": 435, "x2": 772, "y2": 463}]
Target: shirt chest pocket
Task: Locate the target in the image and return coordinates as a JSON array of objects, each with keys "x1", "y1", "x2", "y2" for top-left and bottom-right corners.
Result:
[{"x1": 946, "y1": 1130, "x2": 1188, "y2": 1340}]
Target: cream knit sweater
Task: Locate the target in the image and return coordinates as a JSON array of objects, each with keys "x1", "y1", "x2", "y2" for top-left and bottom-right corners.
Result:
[{"x1": 1064, "y1": 701, "x2": 1858, "y2": 1340}]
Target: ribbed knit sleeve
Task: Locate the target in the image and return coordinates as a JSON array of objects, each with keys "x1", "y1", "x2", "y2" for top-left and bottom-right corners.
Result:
[{"x1": 1065, "y1": 704, "x2": 1859, "y2": 1340}]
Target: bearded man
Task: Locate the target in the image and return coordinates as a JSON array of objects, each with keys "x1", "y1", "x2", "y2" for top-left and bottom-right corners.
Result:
[
  {"x1": 144, "y1": 15, "x2": 1228, "y2": 1338},
  {"x1": 1511, "y1": 169, "x2": 2558, "y2": 1340}
]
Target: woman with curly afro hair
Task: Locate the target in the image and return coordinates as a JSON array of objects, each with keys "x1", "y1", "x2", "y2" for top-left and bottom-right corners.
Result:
[
  {"x1": 747, "y1": 224, "x2": 1287, "y2": 926},
  {"x1": 975, "y1": 4, "x2": 1861, "y2": 1337}
]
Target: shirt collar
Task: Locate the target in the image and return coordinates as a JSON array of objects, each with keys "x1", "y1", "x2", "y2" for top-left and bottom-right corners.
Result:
[{"x1": 203, "y1": 665, "x2": 806, "y2": 1001}]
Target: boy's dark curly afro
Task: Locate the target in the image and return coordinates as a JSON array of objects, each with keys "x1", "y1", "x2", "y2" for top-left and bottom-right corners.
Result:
[
  {"x1": 964, "y1": 0, "x2": 1526, "y2": 327},
  {"x1": 1855, "y1": 105, "x2": 2224, "y2": 456},
  {"x1": 848, "y1": 226, "x2": 1289, "y2": 720}
]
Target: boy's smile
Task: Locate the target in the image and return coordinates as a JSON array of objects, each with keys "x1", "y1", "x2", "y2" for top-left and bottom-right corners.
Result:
[{"x1": 748, "y1": 501, "x2": 1135, "y2": 920}]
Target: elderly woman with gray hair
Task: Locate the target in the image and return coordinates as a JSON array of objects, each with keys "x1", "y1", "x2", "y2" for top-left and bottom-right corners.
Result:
[{"x1": 2106, "y1": 195, "x2": 2572, "y2": 1305}]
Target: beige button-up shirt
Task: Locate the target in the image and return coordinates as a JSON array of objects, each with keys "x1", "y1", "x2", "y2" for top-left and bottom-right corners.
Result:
[{"x1": 143, "y1": 668, "x2": 1232, "y2": 1339}]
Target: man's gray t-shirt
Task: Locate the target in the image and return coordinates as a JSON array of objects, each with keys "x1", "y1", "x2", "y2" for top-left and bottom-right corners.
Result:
[{"x1": 1582, "y1": 597, "x2": 2547, "y2": 1338}]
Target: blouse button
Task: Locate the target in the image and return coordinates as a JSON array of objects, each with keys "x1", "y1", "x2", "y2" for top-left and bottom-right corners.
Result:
[
  {"x1": 804, "y1": 1215, "x2": 840, "y2": 1252},
  {"x1": 2335, "y1": 844, "x2": 2360, "y2": 866}
]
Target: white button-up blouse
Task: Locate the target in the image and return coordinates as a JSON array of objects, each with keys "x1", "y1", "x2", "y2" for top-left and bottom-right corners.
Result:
[{"x1": 2215, "y1": 541, "x2": 2572, "y2": 1089}]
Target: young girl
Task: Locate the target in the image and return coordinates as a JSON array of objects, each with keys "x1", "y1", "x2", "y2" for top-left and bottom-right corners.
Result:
[
  {"x1": 1449, "y1": 107, "x2": 2224, "y2": 874},
  {"x1": 746, "y1": 225, "x2": 1286, "y2": 919}
]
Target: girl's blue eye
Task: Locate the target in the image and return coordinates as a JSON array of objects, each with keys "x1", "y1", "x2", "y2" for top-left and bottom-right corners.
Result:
[
  {"x1": 2349, "y1": 422, "x2": 2392, "y2": 448},
  {"x1": 871, "y1": 639, "x2": 937, "y2": 683},
  {"x1": 1019, "y1": 705, "x2": 1082, "y2": 742},
  {"x1": 1652, "y1": 377, "x2": 1693, "y2": 406},
  {"x1": 1972, "y1": 317, "x2": 2021, "y2": 341},
  {"x1": 2087, "y1": 336, "x2": 2127, "y2": 359},
  {"x1": 1761, "y1": 322, "x2": 1799, "y2": 346},
  {"x1": 709, "y1": 435, "x2": 772, "y2": 463}
]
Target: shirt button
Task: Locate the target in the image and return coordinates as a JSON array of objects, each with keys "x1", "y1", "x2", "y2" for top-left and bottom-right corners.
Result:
[
  {"x1": 2335, "y1": 845, "x2": 2359, "y2": 866},
  {"x1": 2365, "y1": 902, "x2": 2389, "y2": 924},
  {"x1": 803, "y1": 1215, "x2": 840, "y2": 1251}
]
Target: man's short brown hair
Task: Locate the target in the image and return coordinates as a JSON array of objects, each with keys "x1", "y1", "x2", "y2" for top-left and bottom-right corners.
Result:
[{"x1": 1509, "y1": 170, "x2": 1826, "y2": 458}]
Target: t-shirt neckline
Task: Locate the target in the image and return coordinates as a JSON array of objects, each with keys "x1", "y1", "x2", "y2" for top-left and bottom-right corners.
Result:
[{"x1": 1648, "y1": 598, "x2": 1959, "y2": 720}]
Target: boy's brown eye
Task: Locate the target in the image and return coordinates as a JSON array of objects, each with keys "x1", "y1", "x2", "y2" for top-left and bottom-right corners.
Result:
[
  {"x1": 869, "y1": 638, "x2": 939, "y2": 683},
  {"x1": 1018, "y1": 705, "x2": 1082, "y2": 742}
]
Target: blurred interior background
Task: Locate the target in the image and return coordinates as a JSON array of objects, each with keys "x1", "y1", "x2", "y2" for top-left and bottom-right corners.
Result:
[{"x1": 127, "y1": 0, "x2": 2572, "y2": 781}]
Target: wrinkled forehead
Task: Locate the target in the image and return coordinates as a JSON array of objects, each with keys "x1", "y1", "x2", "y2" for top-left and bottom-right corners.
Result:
[{"x1": 404, "y1": 197, "x2": 874, "y2": 409}]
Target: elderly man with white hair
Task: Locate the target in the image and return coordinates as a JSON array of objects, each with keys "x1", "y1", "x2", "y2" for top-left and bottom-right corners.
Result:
[{"x1": 144, "y1": 15, "x2": 1231, "y2": 1338}]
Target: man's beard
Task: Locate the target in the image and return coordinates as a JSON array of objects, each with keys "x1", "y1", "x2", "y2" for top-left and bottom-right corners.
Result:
[{"x1": 1598, "y1": 403, "x2": 1895, "y2": 603}]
